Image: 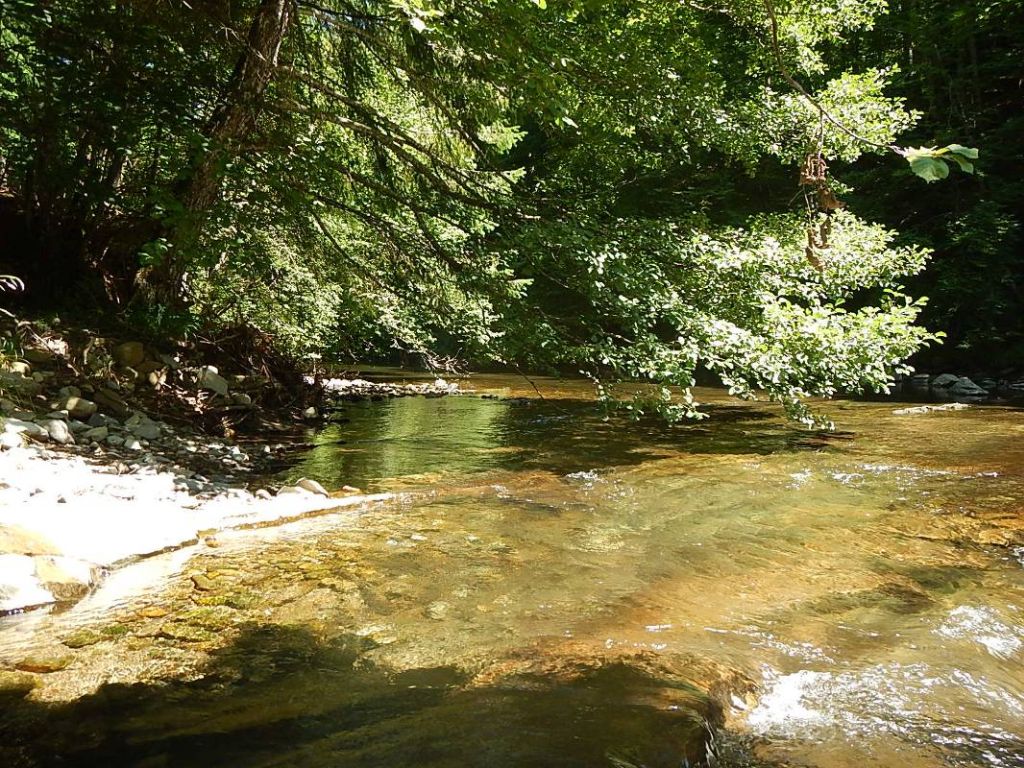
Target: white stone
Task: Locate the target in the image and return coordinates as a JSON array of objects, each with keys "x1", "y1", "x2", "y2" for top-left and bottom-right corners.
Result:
[
  {"x1": 2, "y1": 418, "x2": 47, "y2": 439},
  {"x1": 296, "y1": 478, "x2": 330, "y2": 497},
  {"x1": 40, "y1": 419, "x2": 73, "y2": 445},
  {"x1": 198, "y1": 365, "x2": 229, "y2": 396}
]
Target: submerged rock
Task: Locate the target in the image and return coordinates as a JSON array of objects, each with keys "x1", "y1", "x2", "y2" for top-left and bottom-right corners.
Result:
[
  {"x1": 0, "y1": 670, "x2": 40, "y2": 699},
  {"x1": 61, "y1": 629, "x2": 104, "y2": 649},
  {"x1": 158, "y1": 622, "x2": 217, "y2": 643},
  {"x1": 14, "y1": 654, "x2": 72, "y2": 673}
]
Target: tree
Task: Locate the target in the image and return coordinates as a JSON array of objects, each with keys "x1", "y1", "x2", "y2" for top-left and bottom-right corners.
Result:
[{"x1": 0, "y1": 0, "x2": 949, "y2": 420}]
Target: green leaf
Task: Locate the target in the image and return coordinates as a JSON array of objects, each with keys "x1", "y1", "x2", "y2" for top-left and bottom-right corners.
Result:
[
  {"x1": 945, "y1": 144, "x2": 979, "y2": 160},
  {"x1": 946, "y1": 154, "x2": 974, "y2": 174},
  {"x1": 907, "y1": 154, "x2": 949, "y2": 182}
]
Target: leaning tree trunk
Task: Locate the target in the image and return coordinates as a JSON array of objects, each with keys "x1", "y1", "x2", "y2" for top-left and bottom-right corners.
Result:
[{"x1": 136, "y1": 0, "x2": 293, "y2": 306}]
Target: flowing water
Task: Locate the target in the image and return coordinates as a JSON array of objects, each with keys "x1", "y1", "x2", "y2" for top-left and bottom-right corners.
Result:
[{"x1": 2, "y1": 375, "x2": 1023, "y2": 768}]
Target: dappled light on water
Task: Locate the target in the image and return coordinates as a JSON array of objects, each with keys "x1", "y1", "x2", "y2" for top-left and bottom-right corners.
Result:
[{"x1": 2, "y1": 376, "x2": 1023, "y2": 767}]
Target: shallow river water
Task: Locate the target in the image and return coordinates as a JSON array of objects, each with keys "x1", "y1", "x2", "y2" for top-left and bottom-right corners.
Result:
[{"x1": 2, "y1": 375, "x2": 1023, "y2": 767}]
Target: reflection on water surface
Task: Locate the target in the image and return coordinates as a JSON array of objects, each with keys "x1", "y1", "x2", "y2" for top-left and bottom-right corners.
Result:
[{"x1": 2, "y1": 375, "x2": 1023, "y2": 767}]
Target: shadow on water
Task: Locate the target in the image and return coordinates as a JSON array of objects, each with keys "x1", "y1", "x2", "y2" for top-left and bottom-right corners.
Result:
[
  {"x1": 284, "y1": 395, "x2": 848, "y2": 491},
  {"x1": 0, "y1": 624, "x2": 720, "y2": 768}
]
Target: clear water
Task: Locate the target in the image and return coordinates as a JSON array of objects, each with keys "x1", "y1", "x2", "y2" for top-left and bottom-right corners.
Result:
[{"x1": 2, "y1": 376, "x2": 1023, "y2": 767}]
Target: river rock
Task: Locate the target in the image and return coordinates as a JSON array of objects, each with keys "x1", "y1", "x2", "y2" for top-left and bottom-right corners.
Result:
[
  {"x1": 136, "y1": 360, "x2": 164, "y2": 376},
  {"x1": 3, "y1": 360, "x2": 32, "y2": 376},
  {"x1": 126, "y1": 414, "x2": 161, "y2": 440},
  {"x1": 15, "y1": 655, "x2": 72, "y2": 673},
  {"x1": 22, "y1": 348, "x2": 54, "y2": 365},
  {"x1": 191, "y1": 573, "x2": 218, "y2": 592},
  {"x1": 295, "y1": 478, "x2": 330, "y2": 497},
  {"x1": 277, "y1": 485, "x2": 311, "y2": 496},
  {"x1": 82, "y1": 425, "x2": 109, "y2": 442},
  {"x1": 34, "y1": 555, "x2": 97, "y2": 600},
  {"x1": 198, "y1": 365, "x2": 229, "y2": 396},
  {"x1": 0, "y1": 431, "x2": 22, "y2": 450},
  {"x1": 61, "y1": 396, "x2": 97, "y2": 420},
  {"x1": 93, "y1": 388, "x2": 131, "y2": 417},
  {"x1": 0, "y1": 372, "x2": 41, "y2": 396},
  {"x1": 931, "y1": 373, "x2": 959, "y2": 388},
  {"x1": 159, "y1": 622, "x2": 216, "y2": 643},
  {"x1": 87, "y1": 413, "x2": 119, "y2": 428},
  {"x1": 62, "y1": 629, "x2": 104, "y2": 649},
  {"x1": 948, "y1": 376, "x2": 988, "y2": 397},
  {"x1": 0, "y1": 670, "x2": 40, "y2": 699},
  {"x1": 58, "y1": 385, "x2": 81, "y2": 399},
  {"x1": 112, "y1": 341, "x2": 146, "y2": 368},
  {"x1": 2, "y1": 418, "x2": 48, "y2": 440},
  {"x1": 40, "y1": 419, "x2": 73, "y2": 445},
  {"x1": 893, "y1": 403, "x2": 971, "y2": 416}
]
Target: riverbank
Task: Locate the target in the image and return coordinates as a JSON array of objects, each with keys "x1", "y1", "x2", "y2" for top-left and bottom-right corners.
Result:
[
  {"x1": 0, "y1": 318, "x2": 462, "y2": 614},
  {"x1": 0, "y1": 443, "x2": 395, "y2": 614}
]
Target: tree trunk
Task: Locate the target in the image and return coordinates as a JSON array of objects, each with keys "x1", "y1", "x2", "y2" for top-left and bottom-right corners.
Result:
[{"x1": 137, "y1": 0, "x2": 293, "y2": 306}]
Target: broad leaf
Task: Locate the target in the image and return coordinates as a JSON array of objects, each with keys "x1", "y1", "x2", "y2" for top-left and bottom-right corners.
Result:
[{"x1": 907, "y1": 154, "x2": 949, "y2": 182}]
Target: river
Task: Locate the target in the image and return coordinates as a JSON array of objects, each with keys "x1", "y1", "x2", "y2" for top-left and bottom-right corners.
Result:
[{"x1": 2, "y1": 375, "x2": 1023, "y2": 767}]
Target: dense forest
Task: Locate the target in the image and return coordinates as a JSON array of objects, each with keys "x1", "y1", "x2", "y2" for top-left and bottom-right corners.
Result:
[{"x1": 1, "y1": 0, "x2": 1020, "y2": 420}]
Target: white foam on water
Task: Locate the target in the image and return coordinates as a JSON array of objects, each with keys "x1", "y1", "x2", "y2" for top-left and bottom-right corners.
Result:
[
  {"x1": 744, "y1": 659, "x2": 1024, "y2": 767},
  {"x1": 787, "y1": 469, "x2": 812, "y2": 489},
  {"x1": 745, "y1": 668, "x2": 827, "y2": 731},
  {"x1": 936, "y1": 605, "x2": 1024, "y2": 659}
]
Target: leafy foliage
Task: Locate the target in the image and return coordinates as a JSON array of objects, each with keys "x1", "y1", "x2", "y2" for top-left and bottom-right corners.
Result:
[{"x1": 0, "y1": 0, "x2": 970, "y2": 418}]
